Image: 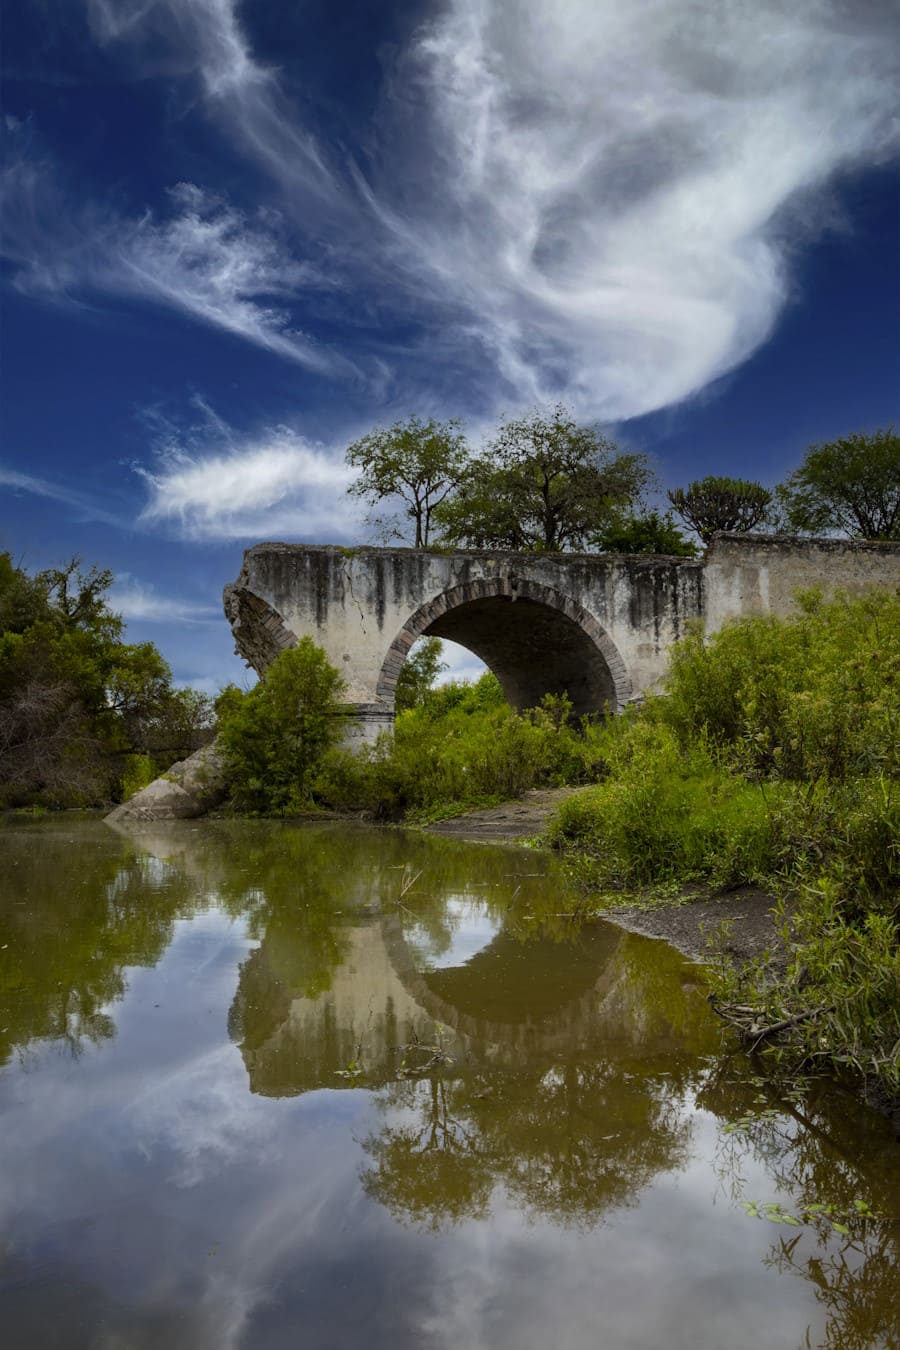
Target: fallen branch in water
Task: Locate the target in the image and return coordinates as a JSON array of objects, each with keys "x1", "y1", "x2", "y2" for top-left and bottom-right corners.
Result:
[
  {"x1": 709, "y1": 997, "x2": 835, "y2": 1052},
  {"x1": 393, "y1": 1029, "x2": 454, "y2": 1078}
]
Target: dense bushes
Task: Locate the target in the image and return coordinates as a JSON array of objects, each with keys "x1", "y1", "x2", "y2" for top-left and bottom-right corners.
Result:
[
  {"x1": 548, "y1": 720, "x2": 790, "y2": 889},
  {"x1": 663, "y1": 590, "x2": 898, "y2": 781},
  {"x1": 0, "y1": 554, "x2": 213, "y2": 807},
  {"x1": 316, "y1": 673, "x2": 609, "y2": 820},
  {"x1": 216, "y1": 640, "x2": 347, "y2": 814},
  {"x1": 545, "y1": 589, "x2": 900, "y2": 1099},
  {"x1": 549, "y1": 591, "x2": 899, "y2": 884}
]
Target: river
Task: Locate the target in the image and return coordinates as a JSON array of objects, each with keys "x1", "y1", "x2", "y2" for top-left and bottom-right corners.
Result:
[{"x1": 1, "y1": 818, "x2": 898, "y2": 1349}]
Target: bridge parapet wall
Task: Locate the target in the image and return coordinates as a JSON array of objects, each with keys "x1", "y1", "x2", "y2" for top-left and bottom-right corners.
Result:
[
  {"x1": 704, "y1": 534, "x2": 900, "y2": 632},
  {"x1": 225, "y1": 544, "x2": 705, "y2": 723}
]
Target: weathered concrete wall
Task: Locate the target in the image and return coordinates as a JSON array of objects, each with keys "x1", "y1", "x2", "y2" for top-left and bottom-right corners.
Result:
[
  {"x1": 703, "y1": 534, "x2": 900, "y2": 631},
  {"x1": 225, "y1": 544, "x2": 706, "y2": 739},
  {"x1": 224, "y1": 534, "x2": 899, "y2": 743}
]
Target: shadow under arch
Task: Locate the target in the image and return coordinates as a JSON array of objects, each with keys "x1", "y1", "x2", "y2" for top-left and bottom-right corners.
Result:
[{"x1": 376, "y1": 576, "x2": 632, "y2": 717}]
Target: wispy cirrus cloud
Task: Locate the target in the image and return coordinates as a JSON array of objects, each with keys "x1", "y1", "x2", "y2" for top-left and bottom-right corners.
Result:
[
  {"x1": 0, "y1": 464, "x2": 125, "y2": 527},
  {"x1": 1, "y1": 143, "x2": 347, "y2": 375},
  {"x1": 136, "y1": 418, "x2": 360, "y2": 542},
  {"x1": 107, "y1": 573, "x2": 220, "y2": 623},
  {"x1": 373, "y1": 0, "x2": 900, "y2": 418},
  {"x1": 6, "y1": 0, "x2": 900, "y2": 421},
  {"x1": 86, "y1": 0, "x2": 340, "y2": 208}
]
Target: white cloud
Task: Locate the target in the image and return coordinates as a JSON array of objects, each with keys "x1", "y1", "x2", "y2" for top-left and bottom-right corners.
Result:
[
  {"x1": 0, "y1": 147, "x2": 346, "y2": 374},
  {"x1": 375, "y1": 0, "x2": 900, "y2": 419},
  {"x1": 434, "y1": 639, "x2": 487, "y2": 686},
  {"x1": 113, "y1": 184, "x2": 348, "y2": 375},
  {"x1": 86, "y1": 0, "x2": 340, "y2": 206},
  {"x1": 137, "y1": 423, "x2": 361, "y2": 541},
  {"x1": 107, "y1": 573, "x2": 220, "y2": 623},
  {"x1": 7, "y1": 1, "x2": 900, "y2": 422}
]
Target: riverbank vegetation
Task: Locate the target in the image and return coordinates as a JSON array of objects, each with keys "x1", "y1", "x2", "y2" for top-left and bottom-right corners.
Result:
[
  {"x1": 314, "y1": 672, "x2": 608, "y2": 821},
  {"x1": 0, "y1": 554, "x2": 213, "y2": 808},
  {"x1": 224, "y1": 586, "x2": 899, "y2": 1103},
  {"x1": 546, "y1": 589, "x2": 899, "y2": 1103}
]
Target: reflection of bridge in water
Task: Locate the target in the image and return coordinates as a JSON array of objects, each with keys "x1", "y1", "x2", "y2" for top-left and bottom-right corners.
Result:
[
  {"x1": 229, "y1": 911, "x2": 695, "y2": 1098},
  {"x1": 107, "y1": 820, "x2": 712, "y2": 1099}
]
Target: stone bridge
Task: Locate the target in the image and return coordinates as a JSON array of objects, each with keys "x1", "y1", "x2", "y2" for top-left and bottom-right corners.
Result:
[{"x1": 224, "y1": 534, "x2": 900, "y2": 743}]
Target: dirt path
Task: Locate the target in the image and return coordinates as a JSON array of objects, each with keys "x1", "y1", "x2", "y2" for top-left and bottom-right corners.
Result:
[{"x1": 424, "y1": 786, "x2": 580, "y2": 842}]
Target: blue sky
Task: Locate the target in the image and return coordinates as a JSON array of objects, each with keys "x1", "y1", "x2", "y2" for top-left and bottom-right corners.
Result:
[{"x1": 1, "y1": 0, "x2": 898, "y2": 692}]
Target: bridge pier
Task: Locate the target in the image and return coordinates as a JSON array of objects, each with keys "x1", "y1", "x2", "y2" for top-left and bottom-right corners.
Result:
[{"x1": 343, "y1": 703, "x2": 396, "y2": 747}]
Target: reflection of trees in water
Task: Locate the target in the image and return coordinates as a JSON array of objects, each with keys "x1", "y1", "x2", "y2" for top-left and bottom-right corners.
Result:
[
  {"x1": 700, "y1": 1062, "x2": 900, "y2": 1350},
  {"x1": 0, "y1": 825, "x2": 197, "y2": 1064},
  {"x1": 6, "y1": 821, "x2": 899, "y2": 1344},
  {"x1": 765, "y1": 1225, "x2": 899, "y2": 1350},
  {"x1": 362, "y1": 1056, "x2": 699, "y2": 1232}
]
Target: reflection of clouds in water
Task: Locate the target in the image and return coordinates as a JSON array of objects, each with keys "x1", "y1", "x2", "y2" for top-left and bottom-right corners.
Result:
[
  {"x1": 403, "y1": 896, "x2": 499, "y2": 971},
  {"x1": 126, "y1": 1042, "x2": 268, "y2": 1186},
  {"x1": 401, "y1": 1132, "x2": 822, "y2": 1350},
  {"x1": 0, "y1": 837, "x2": 876, "y2": 1350}
]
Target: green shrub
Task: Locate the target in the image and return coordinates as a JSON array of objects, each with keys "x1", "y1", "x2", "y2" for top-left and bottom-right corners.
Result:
[
  {"x1": 315, "y1": 674, "x2": 610, "y2": 819},
  {"x1": 663, "y1": 590, "x2": 900, "y2": 781},
  {"x1": 216, "y1": 640, "x2": 347, "y2": 814},
  {"x1": 545, "y1": 590, "x2": 900, "y2": 1103},
  {"x1": 547, "y1": 721, "x2": 787, "y2": 890}
]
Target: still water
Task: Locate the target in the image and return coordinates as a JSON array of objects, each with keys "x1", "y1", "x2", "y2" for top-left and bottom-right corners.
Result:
[{"x1": 1, "y1": 819, "x2": 898, "y2": 1350}]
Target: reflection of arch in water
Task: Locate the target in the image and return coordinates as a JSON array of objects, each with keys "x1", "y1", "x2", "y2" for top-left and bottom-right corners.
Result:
[
  {"x1": 380, "y1": 914, "x2": 623, "y2": 1058},
  {"x1": 376, "y1": 577, "x2": 632, "y2": 717},
  {"x1": 232, "y1": 912, "x2": 627, "y2": 1097}
]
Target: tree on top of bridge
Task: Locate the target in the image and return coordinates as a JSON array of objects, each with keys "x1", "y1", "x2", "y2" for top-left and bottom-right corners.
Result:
[
  {"x1": 667, "y1": 475, "x2": 774, "y2": 545},
  {"x1": 435, "y1": 404, "x2": 651, "y2": 552},
  {"x1": 346, "y1": 416, "x2": 470, "y2": 548}
]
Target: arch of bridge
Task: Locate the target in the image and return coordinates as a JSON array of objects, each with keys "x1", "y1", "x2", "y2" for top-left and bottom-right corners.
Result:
[{"x1": 375, "y1": 575, "x2": 632, "y2": 716}]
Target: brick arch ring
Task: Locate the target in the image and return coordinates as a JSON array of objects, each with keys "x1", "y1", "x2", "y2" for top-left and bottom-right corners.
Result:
[{"x1": 375, "y1": 576, "x2": 633, "y2": 712}]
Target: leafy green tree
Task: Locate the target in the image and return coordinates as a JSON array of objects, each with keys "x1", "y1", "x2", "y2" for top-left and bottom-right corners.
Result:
[
  {"x1": 395, "y1": 637, "x2": 448, "y2": 713},
  {"x1": 143, "y1": 687, "x2": 215, "y2": 759},
  {"x1": 437, "y1": 405, "x2": 650, "y2": 552},
  {"x1": 0, "y1": 554, "x2": 213, "y2": 806},
  {"x1": 593, "y1": 509, "x2": 698, "y2": 556},
  {"x1": 346, "y1": 415, "x2": 470, "y2": 547},
  {"x1": 667, "y1": 475, "x2": 773, "y2": 545},
  {"x1": 216, "y1": 639, "x2": 347, "y2": 813},
  {"x1": 0, "y1": 553, "x2": 50, "y2": 634},
  {"x1": 39, "y1": 558, "x2": 122, "y2": 641},
  {"x1": 776, "y1": 426, "x2": 900, "y2": 540}
]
